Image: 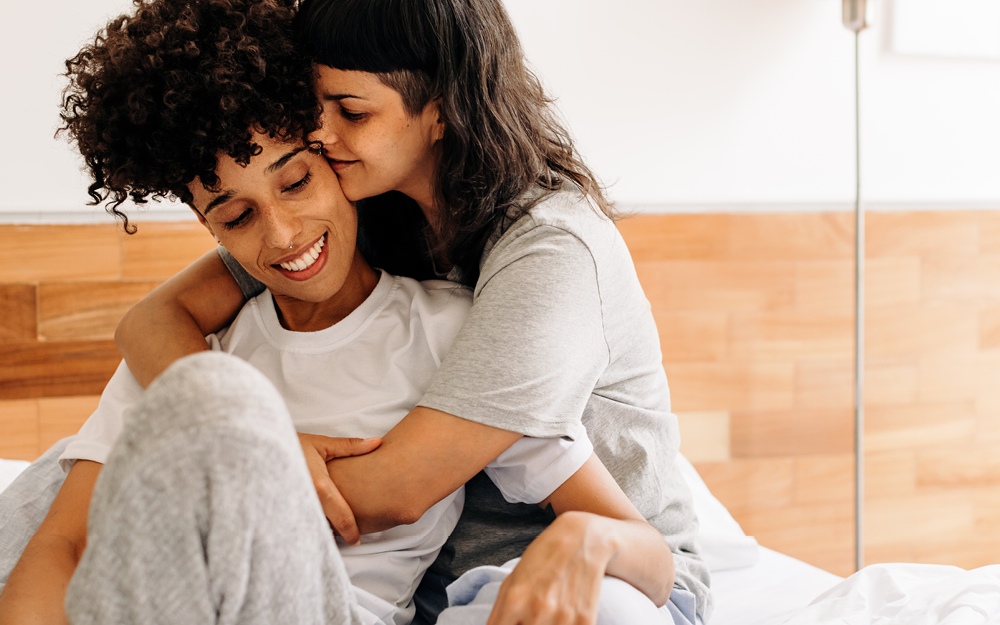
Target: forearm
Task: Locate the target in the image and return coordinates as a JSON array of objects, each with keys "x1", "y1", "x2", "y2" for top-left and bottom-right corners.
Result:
[
  {"x1": 598, "y1": 515, "x2": 675, "y2": 606},
  {"x1": 116, "y1": 298, "x2": 211, "y2": 388},
  {"x1": 326, "y1": 406, "x2": 522, "y2": 533},
  {"x1": 0, "y1": 535, "x2": 80, "y2": 625},
  {"x1": 116, "y1": 250, "x2": 246, "y2": 388}
]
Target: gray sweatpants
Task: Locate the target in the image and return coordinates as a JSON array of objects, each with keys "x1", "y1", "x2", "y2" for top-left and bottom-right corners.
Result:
[{"x1": 63, "y1": 352, "x2": 364, "y2": 625}]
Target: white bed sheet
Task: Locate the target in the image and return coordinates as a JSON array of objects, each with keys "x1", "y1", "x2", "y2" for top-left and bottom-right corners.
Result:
[
  {"x1": 710, "y1": 546, "x2": 843, "y2": 625},
  {"x1": 0, "y1": 459, "x2": 29, "y2": 495}
]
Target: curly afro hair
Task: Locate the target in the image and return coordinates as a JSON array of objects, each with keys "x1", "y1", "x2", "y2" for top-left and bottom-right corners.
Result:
[{"x1": 60, "y1": 0, "x2": 320, "y2": 233}]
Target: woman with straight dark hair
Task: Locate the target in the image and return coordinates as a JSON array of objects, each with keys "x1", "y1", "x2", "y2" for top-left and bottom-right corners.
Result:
[{"x1": 116, "y1": 0, "x2": 713, "y2": 622}]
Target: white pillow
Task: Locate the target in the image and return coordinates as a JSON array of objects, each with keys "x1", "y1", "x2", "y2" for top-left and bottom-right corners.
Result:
[
  {"x1": 0, "y1": 459, "x2": 30, "y2": 496},
  {"x1": 676, "y1": 453, "x2": 760, "y2": 572}
]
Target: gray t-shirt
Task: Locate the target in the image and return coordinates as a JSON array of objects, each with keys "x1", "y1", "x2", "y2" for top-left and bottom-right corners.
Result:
[{"x1": 219, "y1": 190, "x2": 712, "y2": 620}]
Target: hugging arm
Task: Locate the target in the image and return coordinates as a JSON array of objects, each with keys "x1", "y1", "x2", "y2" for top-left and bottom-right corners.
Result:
[
  {"x1": 0, "y1": 461, "x2": 100, "y2": 625},
  {"x1": 488, "y1": 454, "x2": 675, "y2": 624},
  {"x1": 116, "y1": 250, "x2": 247, "y2": 388}
]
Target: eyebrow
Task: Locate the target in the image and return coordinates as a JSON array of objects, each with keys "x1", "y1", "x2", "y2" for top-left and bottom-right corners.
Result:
[
  {"x1": 203, "y1": 147, "x2": 306, "y2": 215},
  {"x1": 322, "y1": 93, "x2": 364, "y2": 102},
  {"x1": 265, "y1": 147, "x2": 307, "y2": 175},
  {"x1": 204, "y1": 190, "x2": 235, "y2": 215}
]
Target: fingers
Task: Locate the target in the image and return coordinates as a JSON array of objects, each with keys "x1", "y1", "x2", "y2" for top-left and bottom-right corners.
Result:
[
  {"x1": 487, "y1": 562, "x2": 600, "y2": 625},
  {"x1": 299, "y1": 434, "x2": 362, "y2": 545},
  {"x1": 318, "y1": 436, "x2": 382, "y2": 461},
  {"x1": 315, "y1": 471, "x2": 361, "y2": 546}
]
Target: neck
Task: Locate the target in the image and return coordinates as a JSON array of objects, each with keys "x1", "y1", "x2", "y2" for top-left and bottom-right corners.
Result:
[
  {"x1": 272, "y1": 249, "x2": 379, "y2": 332},
  {"x1": 399, "y1": 149, "x2": 453, "y2": 272}
]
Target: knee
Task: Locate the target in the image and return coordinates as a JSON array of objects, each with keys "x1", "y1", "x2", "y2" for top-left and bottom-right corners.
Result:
[{"x1": 118, "y1": 352, "x2": 295, "y2": 458}]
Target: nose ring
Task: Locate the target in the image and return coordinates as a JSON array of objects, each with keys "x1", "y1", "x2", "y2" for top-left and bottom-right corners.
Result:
[{"x1": 289, "y1": 241, "x2": 294, "y2": 249}]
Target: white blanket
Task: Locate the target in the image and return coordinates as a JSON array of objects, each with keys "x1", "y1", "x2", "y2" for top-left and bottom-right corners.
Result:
[
  {"x1": 784, "y1": 563, "x2": 1000, "y2": 625},
  {"x1": 0, "y1": 459, "x2": 29, "y2": 495}
]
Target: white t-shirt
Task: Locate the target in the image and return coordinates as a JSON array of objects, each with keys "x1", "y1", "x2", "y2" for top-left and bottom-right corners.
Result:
[{"x1": 60, "y1": 271, "x2": 592, "y2": 625}]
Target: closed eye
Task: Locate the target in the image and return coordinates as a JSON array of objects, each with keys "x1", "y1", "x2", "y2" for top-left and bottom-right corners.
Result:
[
  {"x1": 285, "y1": 172, "x2": 312, "y2": 193},
  {"x1": 340, "y1": 109, "x2": 367, "y2": 122},
  {"x1": 223, "y1": 208, "x2": 252, "y2": 230}
]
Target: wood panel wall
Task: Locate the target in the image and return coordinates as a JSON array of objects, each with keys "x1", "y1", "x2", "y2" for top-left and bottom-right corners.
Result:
[
  {"x1": 1, "y1": 211, "x2": 999, "y2": 577},
  {"x1": 0, "y1": 222, "x2": 217, "y2": 458},
  {"x1": 620, "y1": 210, "x2": 1000, "y2": 577}
]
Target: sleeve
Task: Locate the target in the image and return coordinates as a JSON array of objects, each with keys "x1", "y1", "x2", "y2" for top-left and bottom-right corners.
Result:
[
  {"x1": 484, "y1": 421, "x2": 594, "y2": 505},
  {"x1": 58, "y1": 335, "x2": 227, "y2": 472},
  {"x1": 217, "y1": 246, "x2": 265, "y2": 300},
  {"x1": 58, "y1": 360, "x2": 144, "y2": 472},
  {"x1": 418, "y1": 225, "x2": 609, "y2": 439}
]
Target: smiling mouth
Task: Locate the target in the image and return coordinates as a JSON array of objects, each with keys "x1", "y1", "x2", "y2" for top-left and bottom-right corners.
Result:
[{"x1": 277, "y1": 234, "x2": 326, "y2": 272}]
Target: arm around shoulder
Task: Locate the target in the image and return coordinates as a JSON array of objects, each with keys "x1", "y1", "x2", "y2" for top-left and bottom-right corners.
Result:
[
  {"x1": 0, "y1": 461, "x2": 101, "y2": 625},
  {"x1": 116, "y1": 250, "x2": 246, "y2": 388}
]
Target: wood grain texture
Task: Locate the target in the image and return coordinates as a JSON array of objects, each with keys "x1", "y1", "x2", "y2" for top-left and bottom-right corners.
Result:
[
  {"x1": 793, "y1": 454, "x2": 853, "y2": 505},
  {"x1": 695, "y1": 458, "x2": 794, "y2": 514},
  {"x1": 735, "y1": 501, "x2": 854, "y2": 577},
  {"x1": 618, "y1": 213, "x2": 730, "y2": 261},
  {"x1": 663, "y1": 361, "x2": 795, "y2": 412},
  {"x1": 0, "y1": 341, "x2": 121, "y2": 400},
  {"x1": 795, "y1": 360, "x2": 853, "y2": 410},
  {"x1": 635, "y1": 260, "x2": 796, "y2": 313},
  {"x1": 38, "y1": 281, "x2": 160, "y2": 341},
  {"x1": 0, "y1": 400, "x2": 39, "y2": 460},
  {"x1": 1, "y1": 211, "x2": 999, "y2": 574},
  {"x1": 0, "y1": 225, "x2": 120, "y2": 283},
  {"x1": 121, "y1": 222, "x2": 216, "y2": 279},
  {"x1": 728, "y1": 311, "x2": 852, "y2": 362},
  {"x1": 794, "y1": 261, "x2": 852, "y2": 316},
  {"x1": 980, "y1": 306, "x2": 1000, "y2": 350},
  {"x1": 726, "y1": 212, "x2": 852, "y2": 261},
  {"x1": 0, "y1": 284, "x2": 37, "y2": 344},
  {"x1": 676, "y1": 411, "x2": 730, "y2": 463},
  {"x1": 655, "y1": 312, "x2": 728, "y2": 362},
  {"x1": 38, "y1": 395, "x2": 100, "y2": 452},
  {"x1": 867, "y1": 212, "x2": 980, "y2": 258},
  {"x1": 731, "y1": 408, "x2": 852, "y2": 458}
]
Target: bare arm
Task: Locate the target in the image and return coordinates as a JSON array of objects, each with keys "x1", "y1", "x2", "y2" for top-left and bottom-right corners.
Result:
[
  {"x1": 485, "y1": 454, "x2": 675, "y2": 625},
  {"x1": 324, "y1": 410, "x2": 673, "y2": 601},
  {"x1": 0, "y1": 461, "x2": 101, "y2": 625},
  {"x1": 115, "y1": 250, "x2": 246, "y2": 388},
  {"x1": 539, "y1": 454, "x2": 675, "y2": 605},
  {"x1": 324, "y1": 406, "x2": 523, "y2": 535}
]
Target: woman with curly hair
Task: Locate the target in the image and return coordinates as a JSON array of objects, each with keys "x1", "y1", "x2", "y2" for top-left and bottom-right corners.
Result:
[{"x1": 0, "y1": 1, "x2": 678, "y2": 624}]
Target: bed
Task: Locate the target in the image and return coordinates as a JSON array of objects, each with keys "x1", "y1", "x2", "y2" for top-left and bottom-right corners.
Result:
[
  {"x1": 7, "y1": 452, "x2": 998, "y2": 623},
  {"x1": 1, "y1": 451, "x2": 845, "y2": 624}
]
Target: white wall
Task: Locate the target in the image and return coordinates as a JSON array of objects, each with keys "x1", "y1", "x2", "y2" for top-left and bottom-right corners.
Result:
[{"x1": 3, "y1": 0, "x2": 1000, "y2": 222}]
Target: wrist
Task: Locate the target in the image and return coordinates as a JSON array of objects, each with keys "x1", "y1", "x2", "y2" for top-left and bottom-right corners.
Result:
[{"x1": 551, "y1": 510, "x2": 621, "y2": 571}]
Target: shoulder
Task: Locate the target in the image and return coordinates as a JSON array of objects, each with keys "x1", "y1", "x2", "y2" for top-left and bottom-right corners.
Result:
[
  {"x1": 394, "y1": 275, "x2": 473, "y2": 315},
  {"x1": 383, "y1": 275, "x2": 472, "y2": 352},
  {"x1": 486, "y1": 190, "x2": 618, "y2": 263}
]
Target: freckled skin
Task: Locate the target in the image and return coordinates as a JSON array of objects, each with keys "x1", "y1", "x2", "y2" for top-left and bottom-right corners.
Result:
[{"x1": 187, "y1": 134, "x2": 378, "y2": 332}]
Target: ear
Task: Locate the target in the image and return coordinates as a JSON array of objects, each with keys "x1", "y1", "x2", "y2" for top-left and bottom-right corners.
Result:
[{"x1": 425, "y1": 98, "x2": 446, "y2": 143}]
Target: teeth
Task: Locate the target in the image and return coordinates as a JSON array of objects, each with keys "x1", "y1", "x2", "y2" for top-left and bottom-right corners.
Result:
[{"x1": 279, "y1": 234, "x2": 326, "y2": 272}]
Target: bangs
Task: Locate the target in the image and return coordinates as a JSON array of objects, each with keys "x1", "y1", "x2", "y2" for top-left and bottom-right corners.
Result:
[{"x1": 295, "y1": 0, "x2": 437, "y2": 76}]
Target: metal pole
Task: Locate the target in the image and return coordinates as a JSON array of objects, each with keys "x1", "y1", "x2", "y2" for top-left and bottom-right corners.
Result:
[{"x1": 852, "y1": 28, "x2": 865, "y2": 574}]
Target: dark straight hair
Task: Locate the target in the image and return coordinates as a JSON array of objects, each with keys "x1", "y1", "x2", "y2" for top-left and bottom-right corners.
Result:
[{"x1": 295, "y1": 0, "x2": 615, "y2": 284}]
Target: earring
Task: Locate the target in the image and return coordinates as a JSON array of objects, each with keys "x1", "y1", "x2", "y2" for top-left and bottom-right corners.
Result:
[{"x1": 213, "y1": 235, "x2": 220, "y2": 244}]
